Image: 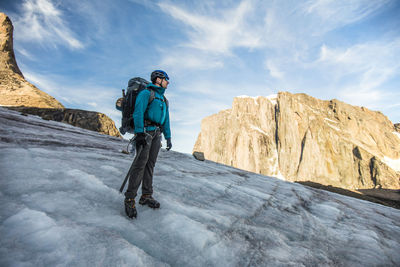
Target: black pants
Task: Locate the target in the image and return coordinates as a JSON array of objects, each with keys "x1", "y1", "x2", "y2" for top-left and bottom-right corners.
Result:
[{"x1": 125, "y1": 129, "x2": 161, "y2": 199}]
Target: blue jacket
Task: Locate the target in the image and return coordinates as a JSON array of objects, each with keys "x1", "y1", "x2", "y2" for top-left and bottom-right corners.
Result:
[{"x1": 133, "y1": 83, "x2": 171, "y2": 139}]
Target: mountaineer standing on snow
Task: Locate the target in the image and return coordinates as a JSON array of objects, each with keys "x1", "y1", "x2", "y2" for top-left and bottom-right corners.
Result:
[{"x1": 124, "y1": 70, "x2": 172, "y2": 219}]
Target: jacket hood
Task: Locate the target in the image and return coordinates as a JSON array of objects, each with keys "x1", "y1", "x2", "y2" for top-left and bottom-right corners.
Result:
[{"x1": 147, "y1": 83, "x2": 166, "y2": 95}]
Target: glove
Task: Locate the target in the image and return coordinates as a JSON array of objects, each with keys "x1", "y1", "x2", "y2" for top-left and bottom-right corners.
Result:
[
  {"x1": 135, "y1": 133, "x2": 147, "y2": 148},
  {"x1": 166, "y1": 138, "x2": 172, "y2": 151}
]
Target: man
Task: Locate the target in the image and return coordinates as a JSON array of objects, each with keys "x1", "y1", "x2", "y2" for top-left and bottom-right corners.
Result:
[{"x1": 124, "y1": 70, "x2": 172, "y2": 219}]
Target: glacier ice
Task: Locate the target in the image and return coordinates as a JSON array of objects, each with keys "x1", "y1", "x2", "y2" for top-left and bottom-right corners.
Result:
[{"x1": 1, "y1": 107, "x2": 399, "y2": 266}]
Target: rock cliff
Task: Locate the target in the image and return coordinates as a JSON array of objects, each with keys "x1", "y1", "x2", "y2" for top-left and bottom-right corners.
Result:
[
  {"x1": 8, "y1": 106, "x2": 121, "y2": 137},
  {"x1": 0, "y1": 13, "x2": 121, "y2": 138},
  {"x1": 194, "y1": 92, "x2": 400, "y2": 190},
  {"x1": 0, "y1": 13, "x2": 64, "y2": 108}
]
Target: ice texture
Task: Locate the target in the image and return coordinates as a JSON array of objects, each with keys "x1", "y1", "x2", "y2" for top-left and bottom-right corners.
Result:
[{"x1": 1, "y1": 107, "x2": 400, "y2": 266}]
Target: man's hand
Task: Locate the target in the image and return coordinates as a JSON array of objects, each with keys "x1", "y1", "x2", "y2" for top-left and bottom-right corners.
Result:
[
  {"x1": 135, "y1": 133, "x2": 147, "y2": 148},
  {"x1": 166, "y1": 138, "x2": 172, "y2": 151}
]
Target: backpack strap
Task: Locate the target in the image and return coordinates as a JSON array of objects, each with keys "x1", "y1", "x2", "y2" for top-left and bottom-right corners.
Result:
[
  {"x1": 148, "y1": 89, "x2": 155, "y2": 104},
  {"x1": 152, "y1": 95, "x2": 169, "y2": 108},
  {"x1": 163, "y1": 96, "x2": 169, "y2": 108},
  {"x1": 166, "y1": 97, "x2": 169, "y2": 108}
]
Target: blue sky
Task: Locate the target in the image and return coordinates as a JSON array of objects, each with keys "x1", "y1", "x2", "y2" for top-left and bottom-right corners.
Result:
[{"x1": 2, "y1": 0, "x2": 400, "y2": 153}]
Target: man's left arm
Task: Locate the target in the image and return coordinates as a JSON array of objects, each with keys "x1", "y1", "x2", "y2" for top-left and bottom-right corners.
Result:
[{"x1": 163, "y1": 106, "x2": 172, "y2": 150}]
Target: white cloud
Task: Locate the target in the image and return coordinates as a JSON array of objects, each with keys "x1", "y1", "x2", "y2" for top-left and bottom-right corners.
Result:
[
  {"x1": 262, "y1": 8, "x2": 294, "y2": 49},
  {"x1": 15, "y1": 47, "x2": 35, "y2": 60},
  {"x1": 302, "y1": 0, "x2": 391, "y2": 35},
  {"x1": 314, "y1": 39, "x2": 400, "y2": 109},
  {"x1": 14, "y1": 0, "x2": 84, "y2": 49},
  {"x1": 24, "y1": 71, "x2": 58, "y2": 94},
  {"x1": 158, "y1": 0, "x2": 262, "y2": 55},
  {"x1": 24, "y1": 71, "x2": 117, "y2": 110},
  {"x1": 318, "y1": 39, "x2": 400, "y2": 90},
  {"x1": 160, "y1": 50, "x2": 224, "y2": 71},
  {"x1": 24, "y1": 70, "x2": 124, "y2": 131},
  {"x1": 388, "y1": 103, "x2": 400, "y2": 108},
  {"x1": 338, "y1": 88, "x2": 385, "y2": 108},
  {"x1": 265, "y1": 60, "x2": 284, "y2": 79}
]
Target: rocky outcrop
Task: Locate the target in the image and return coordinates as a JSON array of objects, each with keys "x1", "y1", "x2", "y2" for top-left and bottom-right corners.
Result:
[
  {"x1": 395, "y1": 123, "x2": 400, "y2": 132},
  {"x1": 194, "y1": 92, "x2": 400, "y2": 190},
  {"x1": 193, "y1": 151, "x2": 205, "y2": 161},
  {"x1": 0, "y1": 13, "x2": 64, "y2": 108},
  {"x1": 0, "y1": 13, "x2": 121, "y2": 138},
  {"x1": 8, "y1": 107, "x2": 121, "y2": 137}
]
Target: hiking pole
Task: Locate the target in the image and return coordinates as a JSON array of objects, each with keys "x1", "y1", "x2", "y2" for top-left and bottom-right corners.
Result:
[{"x1": 119, "y1": 145, "x2": 144, "y2": 193}]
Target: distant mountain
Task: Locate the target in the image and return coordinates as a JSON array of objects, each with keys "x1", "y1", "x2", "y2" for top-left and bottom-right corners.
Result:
[
  {"x1": 194, "y1": 92, "x2": 400, "y2": 191},
  {"x1": 1, "y1": 106, "x2": 400, "y2": 266},
  {"x1": 0, "y1": 12, "x2": 120, "y2": 137}
]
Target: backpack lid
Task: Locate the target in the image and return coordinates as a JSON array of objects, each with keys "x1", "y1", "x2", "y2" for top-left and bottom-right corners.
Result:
[{"x1": 127, "y1": 77, "x2": 150, "y2": 90}]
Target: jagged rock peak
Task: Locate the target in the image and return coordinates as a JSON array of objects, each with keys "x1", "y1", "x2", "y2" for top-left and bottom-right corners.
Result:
[
  {"x1": 0, "y1": 12, "x2": 64, "y2": 109},
  {"x1": 194, "y1": 91, "x2": 400, "y2": 190},
  {"x1": 0, "y1": 13, "x2": 121, "y2": 138},
  {"x1": 0, "y1": 12, "x2": 23, "y2": 76}
]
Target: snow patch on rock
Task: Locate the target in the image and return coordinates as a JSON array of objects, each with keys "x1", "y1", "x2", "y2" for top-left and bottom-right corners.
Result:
[{"x1": 382, "y1": 156, "x2": 400, "y2": 172}]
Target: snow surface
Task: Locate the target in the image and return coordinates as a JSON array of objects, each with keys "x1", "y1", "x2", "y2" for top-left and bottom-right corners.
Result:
[
  {"x1": 381, "y1": 134, "x2": 400, "y2": 172},
  {"x1": 266, "y1": 94, "x2": 278, "y2": 105},
  {"x1": 382, "y1": 156, "x2": 400, "y2": 172},
  {"x1": 236, "y1": 95, "x2": 277, "y2": 105},
  {"x1": 1, "y1": 107, "x2": 400, "y2": 266},
  {"x1": 236, "y1": 95, "x2": 260, "y2": 106}
]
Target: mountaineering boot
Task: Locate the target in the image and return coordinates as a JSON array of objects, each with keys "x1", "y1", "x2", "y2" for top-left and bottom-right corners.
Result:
[
  {"x1": 139, "y1": 194, "x2": 160, "y2": 209},
  {"x1": 124, "y1": 198, "x2": 137, "y2": 218}
]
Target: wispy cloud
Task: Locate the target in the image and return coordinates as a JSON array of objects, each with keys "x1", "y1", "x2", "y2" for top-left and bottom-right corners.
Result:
[
  {"x1": 158, "y1": 0, "x2": 262, "y2": 55},
  {"x1": 318, "y1": 39, "x2": 400, "y2": 88},
  {"x1": 265, "y1": 60, "x2": 284, "y2": 79},
  {"x1": 388, "y1": 103, "x2": 400, "y2": 108},
  {"x1": 14, "y1": 47, "x2": 36, "y2": 61},
  {"x1": 23, "y1": 71, "x2": 118, "y2": 114},
  {"x1": 14, "y1": 0, "x2": 83, "y2": 49},
  {"x1": 315, "y1": 38, "x2": 400, "y2": 107},
  {"x1": 160, "y1": 50, "x2": 224, "y2": 71},
  {"x1": 158, "y1": 0, "x2": 392, "y2": 76},
  {"x1": 24, "y1": 69, "x2": 124, "y2": 130},
  {"x1": 338, "y1": 88, "x2": 387, "y2": 108},
  {"x1": 302, "y1": 0, "x2": 391, "y2": 35}
]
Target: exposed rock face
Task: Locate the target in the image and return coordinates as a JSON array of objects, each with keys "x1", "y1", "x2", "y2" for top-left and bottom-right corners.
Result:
[
  {"x1": 193, "y1": 151, "x2": 205, "y2": 161},
  {"x1": 8, "y1": 107, "x2": 121, "y2": 137},
  {"x1": 395, "y1": 123, "x2": 400, "y2": 132},
  {"x1": 194, "y1": 92, "x2": 400, "y2": 190},
  {"x1": 0, "y1": 13, "x2": 64, "y2": 108},
  {"x1": 0, "y1": 13, "x2": 121, "y2": 138}
]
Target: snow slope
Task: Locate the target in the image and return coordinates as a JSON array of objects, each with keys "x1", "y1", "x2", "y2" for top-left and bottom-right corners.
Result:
[{"x1": 0, "y1": 107, "x2": 399, "y2": 266}]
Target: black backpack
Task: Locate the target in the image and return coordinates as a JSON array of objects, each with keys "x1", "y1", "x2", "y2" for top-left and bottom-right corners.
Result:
[{"x1": 116, "y1": 77, "x2": 155, "y2": 135}]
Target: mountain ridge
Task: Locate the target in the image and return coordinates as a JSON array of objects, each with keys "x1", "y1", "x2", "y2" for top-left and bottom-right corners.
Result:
[{"x1": 194, "y1": 91, "x2": 400, "y2": 190}]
